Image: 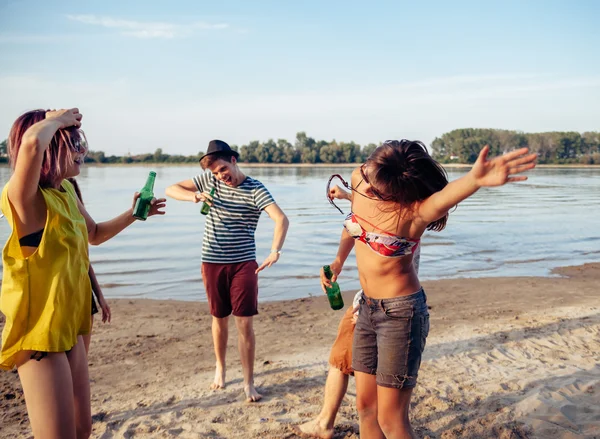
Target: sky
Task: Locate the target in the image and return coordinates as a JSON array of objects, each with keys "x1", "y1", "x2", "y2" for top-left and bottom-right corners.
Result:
[{"x1": 0, "y1": 0, "x2": 599, "y2": 155}]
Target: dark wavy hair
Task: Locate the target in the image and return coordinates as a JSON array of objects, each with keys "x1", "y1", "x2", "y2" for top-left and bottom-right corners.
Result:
[{"x1": 365, "y1": 140, "x2": 449, "y2": 231}]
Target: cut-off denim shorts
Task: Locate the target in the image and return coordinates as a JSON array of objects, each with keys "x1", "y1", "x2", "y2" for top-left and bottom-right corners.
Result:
[{"x1": 352, "y1": 288, "x2": 430, "y2": 389}]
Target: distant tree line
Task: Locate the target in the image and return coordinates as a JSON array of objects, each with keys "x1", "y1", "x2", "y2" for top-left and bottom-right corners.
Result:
[
  {"x1": 1, "y1": 130, "x2": 599, "y2": 165},
  {"x1": 82, "y1": 132, "x2": 377, "y2": 165},
  {"x1": 431, "y1": 129, "x2": 600, "y2": 164}
]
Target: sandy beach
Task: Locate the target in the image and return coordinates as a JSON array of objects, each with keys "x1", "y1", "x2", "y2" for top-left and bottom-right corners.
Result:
[{"x1": 1, "y1": 263, "x2": 599, "y2": 438}]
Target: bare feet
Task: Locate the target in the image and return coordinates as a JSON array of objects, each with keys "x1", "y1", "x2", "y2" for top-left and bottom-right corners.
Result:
[
  {"x1": 293, "y1": 418, "x2": 334, "y2": 439},
  {"x1": 244, "y1": 383, "x2": 262, "y2": 402},
  {"x1": 210, "y1": 365, "x2": 226, "y2": 390}
]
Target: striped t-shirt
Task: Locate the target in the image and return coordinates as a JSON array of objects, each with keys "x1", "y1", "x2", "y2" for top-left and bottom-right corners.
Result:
[{"x1": 193, "y1": 172, "x2": 275, "y2": 264}]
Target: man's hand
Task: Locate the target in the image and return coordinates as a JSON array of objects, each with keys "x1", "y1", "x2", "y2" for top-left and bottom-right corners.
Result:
[
  {"x1": 193, "y1": 190, "x2": 214, "y2": 205},
  {"x1": 256, "y1": 252, "x2": 280, "y2": 274}
]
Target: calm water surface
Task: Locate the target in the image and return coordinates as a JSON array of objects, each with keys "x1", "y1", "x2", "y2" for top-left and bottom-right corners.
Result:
[{"x1": 1, "y1": 166, "x2": 599, "y2": 302}]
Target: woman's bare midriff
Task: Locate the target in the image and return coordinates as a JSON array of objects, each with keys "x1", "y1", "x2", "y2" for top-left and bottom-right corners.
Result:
[{"x1": 355, "y1": 243, "x2": 421, "y2": 299}]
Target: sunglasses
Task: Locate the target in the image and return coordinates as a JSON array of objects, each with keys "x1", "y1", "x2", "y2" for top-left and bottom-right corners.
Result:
[
  {"x1": 326, "y1": 174, "x2": 351, "y2": 214},
  {"x1": 70, "y1": 140, "x2": 85, "y2": 154},
  {"x1": 326, "y1": 164, "x2": 386, "y2": 214}
]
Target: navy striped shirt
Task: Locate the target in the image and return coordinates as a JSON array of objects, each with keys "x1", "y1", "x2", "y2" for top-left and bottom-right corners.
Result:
[{"x1": 193, "y1": 172, "x2": 275, "y2": 264}]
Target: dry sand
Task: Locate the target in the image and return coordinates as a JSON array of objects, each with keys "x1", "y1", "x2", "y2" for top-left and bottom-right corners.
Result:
[{"x1": 1, "y1": 263, "x2": 599, "y2": 438}]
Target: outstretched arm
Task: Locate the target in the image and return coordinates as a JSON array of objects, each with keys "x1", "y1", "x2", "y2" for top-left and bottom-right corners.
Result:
[
  {"x1": 166, "y1": 179, "x2": 214, "y2": 205},
  {"x1": 256, "y1": 203, "x2": 289, "y2": 273},
  {"x1": 417, "y1": 146, "x2": 537, "y2": 225},
  {"x1": 77, "y1": 193, "x2": 166, "y2": 245}
]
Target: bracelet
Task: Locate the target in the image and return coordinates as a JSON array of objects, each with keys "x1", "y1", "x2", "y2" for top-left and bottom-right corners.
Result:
[{"x1": 271, "y1": 249, "x2": 282, "y2": 255}]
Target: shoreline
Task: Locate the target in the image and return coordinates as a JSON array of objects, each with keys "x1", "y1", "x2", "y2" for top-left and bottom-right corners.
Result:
[
  {"x1": 1, "y1": 262, "x2": 599, "y2": 438},
  {"x1": 93, "y1": 260, "x2": 596, "y2": 304},
  {"x1": 3, "y1": 163, "x2": 600, "y2": 169},
  {"x1": 101, "y1": 261, "x2": 600, "y2": 304}
]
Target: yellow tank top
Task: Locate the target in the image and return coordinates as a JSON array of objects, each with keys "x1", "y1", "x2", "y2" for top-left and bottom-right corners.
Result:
[{"x1": 0, "y1": 179, "x2": 91, "y2": 369}]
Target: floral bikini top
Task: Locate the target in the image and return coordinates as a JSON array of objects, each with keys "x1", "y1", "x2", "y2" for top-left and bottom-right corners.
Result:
[{"x1": 343, "y1": 212, "x2": 420, "y2": 258}]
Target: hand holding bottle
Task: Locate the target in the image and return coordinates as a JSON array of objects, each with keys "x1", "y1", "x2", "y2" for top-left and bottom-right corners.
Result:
[
  {"x1": 192, "y1": 190, "x2": 215, "y2": 204},
  {"x1": 320, "y1": 260, "x2": 342, "y2": 292},
  {"x1": 132, "y1": 192, "x2": 166, "y2": 219},
  {"x1": 131, "y1": 171, "x2": 165, "y2": 220},
  {"x1": 322, "y1": 264, "x2": 344, "y2": 310},
  {"x1": 200, "y1": 188, "x2": 216, "y2": 215}
]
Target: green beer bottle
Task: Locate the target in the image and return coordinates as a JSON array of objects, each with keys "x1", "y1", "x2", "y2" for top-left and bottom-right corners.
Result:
[
  {"x1": 323, "y1": 265, "x2": 344, "y2": 310},
  {"x1": 132, "y1": 171, "x2": 156, "y2": 221},
  {"x1": 200, "y1": 187, "x2": 216, "y2": 215}
]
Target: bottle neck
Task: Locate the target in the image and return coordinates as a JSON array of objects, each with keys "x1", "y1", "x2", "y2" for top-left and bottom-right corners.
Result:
[{"x1": 143, "y1": 173, "x2": 156, "y2": 192}]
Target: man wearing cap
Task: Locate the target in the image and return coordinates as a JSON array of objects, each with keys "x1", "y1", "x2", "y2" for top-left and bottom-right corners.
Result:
[{"x1": 166, "y1": 140, "x2": 289, "y2": 402}]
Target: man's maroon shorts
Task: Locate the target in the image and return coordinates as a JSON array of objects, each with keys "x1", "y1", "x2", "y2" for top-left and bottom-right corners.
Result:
[{"x1": 201, "y1": 260, "x2": 259, "y2": 318}]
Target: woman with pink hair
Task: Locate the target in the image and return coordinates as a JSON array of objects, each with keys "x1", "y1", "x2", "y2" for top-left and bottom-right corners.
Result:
[{"x1": 0, "y1": 108, "x2": 166, "y2": 439}]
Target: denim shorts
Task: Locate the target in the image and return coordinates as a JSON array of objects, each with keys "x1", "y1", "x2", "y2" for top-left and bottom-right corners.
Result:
[{"x1": 352, "y1": 288, "x2": 430, "y2": 389}]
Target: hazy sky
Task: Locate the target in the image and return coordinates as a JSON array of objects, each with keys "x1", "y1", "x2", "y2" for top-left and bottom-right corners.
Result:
[{"x1": 1, "y1": 0, "x2": 598, "y2": 155}]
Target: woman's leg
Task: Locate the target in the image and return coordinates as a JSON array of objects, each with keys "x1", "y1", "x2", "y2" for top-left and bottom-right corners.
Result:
[
  {"x1": 353, "y1": 297, "x2": 384, "y2": 439},
  {"x1": 16, "y1": 350, "x2": 77, "y2": 439},
  {"x1": 82, "y1": 315, "x2": 93, "y2": 356},
  {"x1": 377, "y1": 386, "x2": 416, "y2": 439},
  {"x1": 67, "y1": 336, "x2": 92, "y2": 439},
  {"x1": 355, "y1": 371, "x2": 385, "y2": 439},
  {"x1": 373, "y1": 292, "x2": 429, "y2": 439}
]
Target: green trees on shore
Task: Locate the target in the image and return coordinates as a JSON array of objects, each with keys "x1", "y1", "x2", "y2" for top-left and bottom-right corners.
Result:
[
  {"x1": 81, "y1": 132, "x2": 379, "y2": 165},
  {"x1": 431, "y1": 129, "x2": 600, "y2": 164},
  {"x1": 0, "y1": 139, "x2": 6, "y2": 161},
  {"x1": 1, "y1": 130, "x2": 599, "y2": 165}
]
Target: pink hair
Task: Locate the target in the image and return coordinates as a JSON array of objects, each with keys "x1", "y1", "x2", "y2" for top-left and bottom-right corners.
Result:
[{"x1": 8, "y1": 109, "x2": 88, "y2": 188}]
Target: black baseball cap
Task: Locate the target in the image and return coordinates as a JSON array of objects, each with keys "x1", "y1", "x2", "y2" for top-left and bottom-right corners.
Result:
[{"x1": 199, "y1": 139, "x2": 239, "y2": 162}]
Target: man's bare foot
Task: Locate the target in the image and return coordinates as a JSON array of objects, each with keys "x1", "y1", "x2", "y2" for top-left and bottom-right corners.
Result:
[
  {"x1": 293, "y1": 418, "x2": 334, "y2": 439},
  {"x1": 210, "y1": 365, "x2": 226, "y2": 390},
  {"x1": 244, "y1": 383, "x2": 262, "y2": 402}
]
